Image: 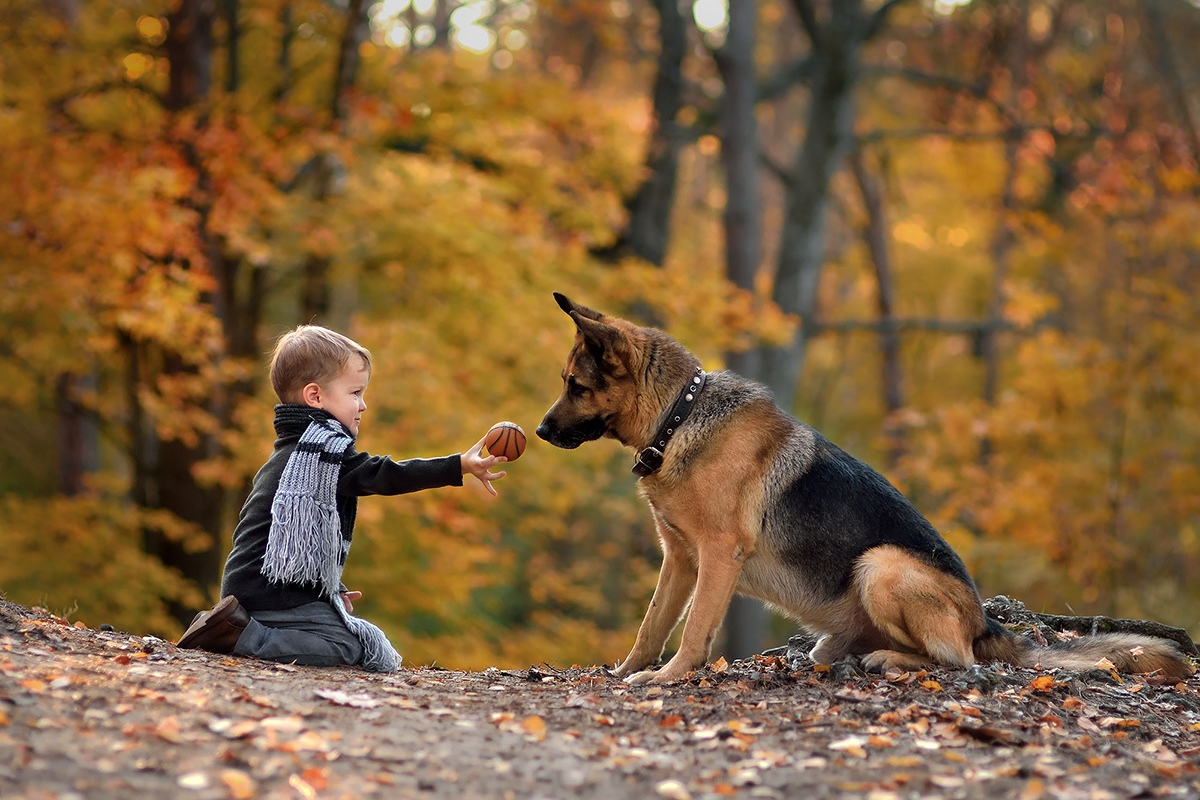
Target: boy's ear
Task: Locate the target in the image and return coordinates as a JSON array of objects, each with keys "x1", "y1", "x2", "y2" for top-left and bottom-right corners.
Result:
[{"x1": 301, "y1": 382, "x2": 322, "y2": 408}]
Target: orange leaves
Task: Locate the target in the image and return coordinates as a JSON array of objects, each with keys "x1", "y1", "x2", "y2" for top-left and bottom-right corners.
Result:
[
  {"x1": 520, "y1": 714, "x2": 548, "y2": 742},
  {"x1": 489, "y1": 711, "x2": 548, "y2": 742},
  {"x1": 1027, "y1": 674, "x2": 1060, "y2": 693},
  {"x1": 218, "y1": 769, "x2": 256, "y2": 799},
  {"x1": 154, "y1": 715, "x2": 183, "y2": 743}
]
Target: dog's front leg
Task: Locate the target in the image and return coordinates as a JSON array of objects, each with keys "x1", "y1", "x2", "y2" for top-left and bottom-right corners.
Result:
[
  {"x1": 624, "y1": 538, "x2": 743, "y2": 684},
  {"x1": 612, "y1": 533, "x2": 697, "y2": 680}
]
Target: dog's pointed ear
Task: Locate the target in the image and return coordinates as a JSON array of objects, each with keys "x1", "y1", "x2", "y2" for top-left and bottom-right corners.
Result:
[
  {"x1": 554, "y1": 292, "x2": 603, "y2": 321},
  {"x1": 572, "y1": 314, "x2": 628, "y2": 370}
]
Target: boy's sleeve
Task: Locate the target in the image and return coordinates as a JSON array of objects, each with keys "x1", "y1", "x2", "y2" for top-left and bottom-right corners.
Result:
[{"x1": 339, "y1": 450, "x2": 464, "y2": 497}]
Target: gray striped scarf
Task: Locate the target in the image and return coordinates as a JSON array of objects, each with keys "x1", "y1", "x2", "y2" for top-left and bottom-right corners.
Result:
[{"x1": 262, "y1": 415, "x2": 402, "y2": 672}]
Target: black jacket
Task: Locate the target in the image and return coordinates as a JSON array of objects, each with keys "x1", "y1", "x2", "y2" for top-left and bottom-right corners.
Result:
[{"x1": 220, "y1": 405, "x2": 463, "y2": 612}]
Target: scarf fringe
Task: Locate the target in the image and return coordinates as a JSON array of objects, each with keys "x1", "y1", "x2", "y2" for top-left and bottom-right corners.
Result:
[
  {"x1": 264, "y1": 493, "x2": 346, "y2": 591},
  {"x1": 262, "y1": 415, "x2": 402, "y2": 672},
  {"x1": 333, "y1": 599, "x2": 402, "y2": 672}
]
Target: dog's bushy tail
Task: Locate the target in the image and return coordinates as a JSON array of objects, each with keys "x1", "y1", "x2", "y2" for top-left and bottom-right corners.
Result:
[{"x1": 973, "y1": 617, "x2": 1195, "y2": 678}]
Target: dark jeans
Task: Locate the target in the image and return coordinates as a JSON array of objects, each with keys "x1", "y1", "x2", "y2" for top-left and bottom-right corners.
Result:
[{"x1": 234, "y1": 600, "x2": 364, "y2": 667}]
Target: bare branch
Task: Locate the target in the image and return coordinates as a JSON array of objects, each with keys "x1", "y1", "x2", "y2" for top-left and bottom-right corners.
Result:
[
  {"x1": 810, "y1": 317, "x2": 1054, "y2": 335},
  {"x1": 790, "y1": 0, "x2": 821, "y2": 48},
  {"x1": 865, "y1": 0, "x2": 910, "y2": 42},
  {"x1": 759, "y1": 55, "x2": 816, "y2": 103}
]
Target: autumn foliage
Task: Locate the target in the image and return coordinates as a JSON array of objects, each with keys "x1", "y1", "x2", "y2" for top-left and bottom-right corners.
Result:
[{"x1": 1, "y1": 1, "x2": 1198, "y2": 670}]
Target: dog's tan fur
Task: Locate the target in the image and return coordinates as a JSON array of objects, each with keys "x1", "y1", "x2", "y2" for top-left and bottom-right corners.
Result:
[{"x1": 536, "y1": 294, "x2": 1194, "y2": 684}]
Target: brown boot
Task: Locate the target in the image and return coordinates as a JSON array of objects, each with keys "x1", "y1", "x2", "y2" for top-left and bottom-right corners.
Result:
[{"x1": 176, "y1": 596, "x2": 249, "y2": 654}]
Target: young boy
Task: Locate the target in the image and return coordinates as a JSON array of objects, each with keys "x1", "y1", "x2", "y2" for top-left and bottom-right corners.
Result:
[{"x1": 176, "y1": 325, "x2": 506, "y2": 671}]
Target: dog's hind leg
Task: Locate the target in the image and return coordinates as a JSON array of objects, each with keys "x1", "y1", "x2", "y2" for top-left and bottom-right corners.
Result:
[
  {"x1": 612, "y1": 521, "x2": 698, "y2": 680},
  {"x1": 854, "y1": 545, "x2": 983, "y2": 672}
]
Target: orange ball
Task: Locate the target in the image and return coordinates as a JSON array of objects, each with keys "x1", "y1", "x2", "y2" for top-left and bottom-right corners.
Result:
[{"x1": 484, "y1": 421, "x2": 526, "y2": 461}]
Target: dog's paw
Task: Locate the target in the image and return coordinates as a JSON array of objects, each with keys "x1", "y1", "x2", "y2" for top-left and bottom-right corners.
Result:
[
  {"x1": 625, "y1": 658, "x2": 698, "y2": 684},
  {"x1": 622, "y1": 669, "x2": 662, "y2": 685},
  {"x1": 612, "y1": 656, "x2": 653, "y2": 680}
]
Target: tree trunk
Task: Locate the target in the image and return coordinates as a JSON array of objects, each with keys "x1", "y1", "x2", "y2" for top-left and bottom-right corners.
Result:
[
  {"x1": 55, "y1": 371, "x2": 98, "y2": 497},
  {"x1": 594, "y1": 0, "x2": 687, "y2": 266},
  {"x1": 980, "y1": 0, "x2": 1028, "y2": 464},
  {"x1": 718, "y1": 0, "x2": 764, "y2": 381},
  {"x1": 300, "y1": 0, "x2": 369, "y2": 324},
  {"x1": 714, "y1": 0, "x2": 771, "y2": 659},
  {"x1": 851, "y1": 147, "x2": 904, "y2": 464},
  {"x1": 755, "y1": 0, "x2": 867, "y2": 413}
]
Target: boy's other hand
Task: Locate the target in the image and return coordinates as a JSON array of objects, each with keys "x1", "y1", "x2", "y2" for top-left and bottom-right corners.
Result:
[
  {"x1": 463, "y1": 436, "x2": 508, "y2": 496},
  {"x1": 340, "y1": 590, "x2": 363, "y2": 613}
]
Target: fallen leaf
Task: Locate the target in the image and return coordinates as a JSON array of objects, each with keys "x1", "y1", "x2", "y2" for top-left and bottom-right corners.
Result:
[
  {"x1": 278, "y1": 730, "x2": 331, "y2": 752},
  {"x1": 315, "y1": 688, "x2": 382, "y2": 709},
  {"x1": 299, "y1": 767, "x2": 329, "y2": 791},
  {"x1": 828, "y1": 736, "x2": 868, "y2": 758},
  {"x1": 289, "y1": 774, "x2": 318, "y2": 800},
  {"x1": 1028, "y1": 675, "x2": 1058, "y2": 692},
  {"x1": 1098, "y1": 717, "x2": 1140, "y2": 729},
  {"x1": 1020, "y1": 778, "x2": 1045, "y2": 799},
  {"x1": 155, "y1": 716, "x2": 183, "y2": 743},
  {"x1": 219, "y1": 769, "x2": 256, "y2": 800},
  {"x1": 920, "y1": 679, "x2": 943, "y2": 692},
  {"x1": 656, "y1": 779, "x2": 691, "y2": 800},
  {"x1": 177, "y1": 772, "x2": 209, "y2": 789},
  {"x1": 710, "y1": 657, "x2": 729, "y2": 674},
  {"x1": 259, "y1": 716, "x2": 304, "y2": 733},
  {"x1": 660, "y1": 714, "x2": 685, "y2": 728},
  {"x1": 521, "y1": 715, "x2": 547, "y2": 742}
]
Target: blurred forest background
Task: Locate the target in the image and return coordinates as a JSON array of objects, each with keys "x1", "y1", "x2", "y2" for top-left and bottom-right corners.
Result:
[{"x1": 1, "y1": 0, "x2": 1198, "y2": 670}]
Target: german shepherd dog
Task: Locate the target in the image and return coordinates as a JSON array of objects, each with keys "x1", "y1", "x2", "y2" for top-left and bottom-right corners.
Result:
[{"x1": 536, "y1": 293, "x2": 1194, "y2": 684}]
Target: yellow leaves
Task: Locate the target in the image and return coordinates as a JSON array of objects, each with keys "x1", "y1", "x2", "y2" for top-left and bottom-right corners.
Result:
[{"x1": 1003, "y1": 280, "x2": 1059, "y2": 329}]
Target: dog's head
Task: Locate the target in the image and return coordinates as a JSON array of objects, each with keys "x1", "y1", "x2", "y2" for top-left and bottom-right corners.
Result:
[{"x1": 536, "y1": 292, "x2": 647, "y2": 450}]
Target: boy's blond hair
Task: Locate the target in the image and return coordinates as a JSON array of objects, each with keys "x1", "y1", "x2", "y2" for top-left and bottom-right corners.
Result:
[{"x1": 268, "y1": 325, "x2": 372, "y2": 403}]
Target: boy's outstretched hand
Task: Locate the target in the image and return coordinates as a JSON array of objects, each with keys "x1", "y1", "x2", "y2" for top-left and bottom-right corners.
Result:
[{"x1": 462, "y1": 435, "x2": 508, "y2": 496}]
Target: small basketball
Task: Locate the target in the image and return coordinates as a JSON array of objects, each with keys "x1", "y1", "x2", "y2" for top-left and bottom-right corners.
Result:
[{"x1": 484, "y1": 421, "x2": 526, "y2": 461}]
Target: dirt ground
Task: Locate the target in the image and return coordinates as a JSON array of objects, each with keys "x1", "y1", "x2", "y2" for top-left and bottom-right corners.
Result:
[{"x1": 2, "y1": 598, "x2": 1200, "y2": 800}]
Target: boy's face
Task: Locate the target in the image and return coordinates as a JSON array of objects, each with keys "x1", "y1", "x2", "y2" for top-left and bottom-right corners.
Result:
[{"x1": 304, "y1": 356, "x2": 369, "y2": 436}]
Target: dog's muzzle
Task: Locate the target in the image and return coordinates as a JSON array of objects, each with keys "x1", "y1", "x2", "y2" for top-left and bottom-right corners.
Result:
[{"x1": 536, "y1": 415, "x2": 606, "y2": 449}]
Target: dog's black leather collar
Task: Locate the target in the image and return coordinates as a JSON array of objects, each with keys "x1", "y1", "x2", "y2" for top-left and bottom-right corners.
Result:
[{"x1": 633, "y1": 367, "x2": 706, "y2": 477}]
